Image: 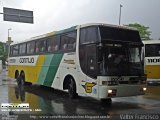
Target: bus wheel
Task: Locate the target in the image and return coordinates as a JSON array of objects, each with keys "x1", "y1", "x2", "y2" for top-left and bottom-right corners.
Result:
[
  {"x1": 17, "y1": 73, "x2": 25, "y2": 86},
  {"x1": 68, "y1": 78, "x2": 77, "y2": 99},
  {"x1": 17, "y1": 76, "x2": 25, "y2": 86},
  {"x1": 100, "y1": 98, "x2": 112, "y2": 106},
  {"x1": 15, "y1": 70, "x2": 19, "y2": 79}
]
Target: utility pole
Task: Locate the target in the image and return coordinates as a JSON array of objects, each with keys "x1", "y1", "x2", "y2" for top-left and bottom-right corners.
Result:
[
  {"x1": 6, "y1": 28, "x2": 13, "y2": 63},
  {"x1": 119, "y1": 4, "x2": 123, "y2": 25}
]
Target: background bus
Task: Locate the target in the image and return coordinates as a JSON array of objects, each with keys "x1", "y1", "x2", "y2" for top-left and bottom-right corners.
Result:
[
  {"x1": 143, "y1": 40, "x2": 160, "y2": 85},
  {"x1": 8, "y1": 23, "x2": 147, "y2": 102}
]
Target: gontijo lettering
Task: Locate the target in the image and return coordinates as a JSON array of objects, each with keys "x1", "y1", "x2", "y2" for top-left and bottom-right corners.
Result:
[{"x1": 19, "y1": 57, "x2": 34, "y2": 63}]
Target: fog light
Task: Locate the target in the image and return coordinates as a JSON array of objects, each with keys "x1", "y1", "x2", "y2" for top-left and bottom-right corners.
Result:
[
  {"x1": 143, "y1": 87, "x2": 147, "y2": 91},
  {"x1": 108, "y1": 89, "x2": 112, "y2": 94},
  {"x1": 108, "y1": 89, "x2": 117, "y2": 97}
]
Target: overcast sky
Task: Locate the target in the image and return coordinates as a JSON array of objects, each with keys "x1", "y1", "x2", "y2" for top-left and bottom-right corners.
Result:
[{"x1": 0, "y1": 0, "x2": 160, "y2": 42}]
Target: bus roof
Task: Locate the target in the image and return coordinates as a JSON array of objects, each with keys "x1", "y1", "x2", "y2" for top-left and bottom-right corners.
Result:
[
  {"x1": 143, "y1": 40, "x2": 160, "y2": 44},
  {"x1": 79, "y1": 23, "x2": 137, "y2": 31},
  {"x1": 11, "y1": 23, "x2": 138, "y2": 45},
  {"x1": 11, "y1": 25, "x2": 77, "y2": 45}
]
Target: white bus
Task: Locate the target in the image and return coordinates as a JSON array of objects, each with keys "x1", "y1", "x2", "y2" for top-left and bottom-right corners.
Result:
[
  {"x1": 8, "y1": 23, "x2": 147, "y2": 103},
  {"x1": 143, "y1": 40, "x2": 160, "y2": 84}
]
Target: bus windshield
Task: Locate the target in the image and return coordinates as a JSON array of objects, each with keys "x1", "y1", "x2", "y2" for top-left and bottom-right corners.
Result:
[
  {"x1": 145, "y1": 44, "x2": 160, "y2": 57},
  {"x1": 97, "y1": 26, "x2": 144, "y2": 76},
  {"x1": 99, "y1": 26, "x2": 142, "y2": 43},
  {"x1": 98, "y1": 44, "x2": 144, "y2": 76}
]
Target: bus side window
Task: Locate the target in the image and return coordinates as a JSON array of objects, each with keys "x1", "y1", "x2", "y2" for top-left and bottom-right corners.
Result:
[
  {"x1": 36, "y1": 39, "x2": 46, "y2": 53},
  {"x1": 19, "y1": 43, "x2": 26, "y2": 55},
  {"x1": 80, "y1": 27, "x2": 98, "y2": 44},
  {"x1": 36, "y1": 47, "x2": 39, "y2": 53},
  {"x1": 55, "y1": 45, "x2": 58, "y2": 51},
  {"x1": 60, "y1": 31, "x2": 77, "y2": 52},
  {"x1": 27, "y1": 41, "x2": 35, "y2": 54},
  {"x1": 63, "y1": 44, "x2": 67, "y2": 50},
  {"x1": 47, "y1": 35, "x2": 60, "y2": 52},
  {"x1": 145, "y1": 44, "x2": 160, "y2": 57},
  {"x1": 48, "y1": 45, "x2": 52, "y2": 52},
  {"x1": 157, "y1": 44, "x2": 160, "y2": 55},
  {"x1": 12, "y1": 45, "x2": 19, "y2": 56}
]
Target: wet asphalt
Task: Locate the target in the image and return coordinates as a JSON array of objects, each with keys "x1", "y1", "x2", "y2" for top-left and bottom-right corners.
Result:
[{"x1": 0, "y1": 70, "x2": 160, "y2": 120}]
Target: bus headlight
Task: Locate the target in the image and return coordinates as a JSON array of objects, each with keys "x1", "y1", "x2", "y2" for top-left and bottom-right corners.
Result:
[
  {"x1": 108, "y1": 89, "x2": 117, "y2": 97},
  {"x1": 108, "y1": 89, "x2": 112, "y2": 94},
  {"x1": 143, "y1": 87, "x2": 147, "y2": 91}
]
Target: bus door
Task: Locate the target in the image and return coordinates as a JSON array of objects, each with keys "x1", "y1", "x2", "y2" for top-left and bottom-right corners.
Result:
[
  {"x1": 79, "y1": 44, "x2": 97, "y2": 95},
  {"x1": 86, "y1": 44, "x2": 97, "y2": 79}
]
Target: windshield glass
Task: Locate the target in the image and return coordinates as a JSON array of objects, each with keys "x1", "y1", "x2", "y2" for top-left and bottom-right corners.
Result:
[
  {"x1": 98, "y1": 44, "x2": 144, "y2": 76},
  {"x1": 145, "y1": 44, "x2": 160, "y2": 57},
  {"x1": 99, "y1": 26, "x2": 142, "y2": 43}
]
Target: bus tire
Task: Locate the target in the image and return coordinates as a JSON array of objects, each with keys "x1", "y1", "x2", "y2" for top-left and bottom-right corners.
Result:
[
  {"x1": 17, "y1": 72, "x2": 25, "y2": 86},
  {"x1": 68, "y1": 77, "x2": 77, "y2": 99},
  {"x1": 17, "y1": 76, "x2": 25, "y2": 86},
  {"x1": 15, "y1": 70, "x2": 19, "y2": 79}
]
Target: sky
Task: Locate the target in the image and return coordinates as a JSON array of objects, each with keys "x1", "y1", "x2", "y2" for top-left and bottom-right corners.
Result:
[{"x1": 0, "y1": 0, "x2": 160, "y2": 43}]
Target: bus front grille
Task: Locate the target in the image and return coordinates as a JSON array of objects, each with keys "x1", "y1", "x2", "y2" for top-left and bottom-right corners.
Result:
[{"x1": 118, "y1": 80, "x2": 139, "y2": 84}]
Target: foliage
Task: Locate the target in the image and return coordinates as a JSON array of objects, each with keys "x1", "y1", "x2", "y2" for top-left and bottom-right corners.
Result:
[
  {"x1": 125, "y1": 23, "x2": 152, "y2": 40},
  {"x1": 0, "y1": 42, "x2": 8, "y2": 65}
]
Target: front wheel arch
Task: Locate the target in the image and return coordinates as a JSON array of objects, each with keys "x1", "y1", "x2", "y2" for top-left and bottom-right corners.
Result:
[{"x1": 63, "y1": 75, "x2": 78, "y2": 98}]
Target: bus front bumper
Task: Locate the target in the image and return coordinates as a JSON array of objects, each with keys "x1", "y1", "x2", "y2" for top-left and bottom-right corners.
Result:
[{"x1": 98, "y1": 84, "x2": 147, "y2": 99}]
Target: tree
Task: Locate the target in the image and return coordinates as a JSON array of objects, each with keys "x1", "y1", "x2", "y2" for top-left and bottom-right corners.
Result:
[
  {"x1": 0, "y1": 42, "x2": 7, "y2": 65},
  {"x1": 125, "y1": 23, "x2": 152, "y2": 40}
]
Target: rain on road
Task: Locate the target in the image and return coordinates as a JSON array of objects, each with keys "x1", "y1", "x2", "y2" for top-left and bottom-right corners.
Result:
[{"x1": 0, "y1": 70, "x2": 160, "y2": 120}]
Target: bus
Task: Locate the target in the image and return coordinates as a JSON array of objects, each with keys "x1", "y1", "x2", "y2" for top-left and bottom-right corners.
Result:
[
  {"x1": 143, "y1": 40, "x2": 160, "y2": 85},
  {"x1": 8, "y1": 23, "x2": 147, "y2": 102}
]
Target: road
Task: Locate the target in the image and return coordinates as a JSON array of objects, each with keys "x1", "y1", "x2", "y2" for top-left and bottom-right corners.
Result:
[{"x1": 0, "y1": 70, "x2": 160, "y2": 120}]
